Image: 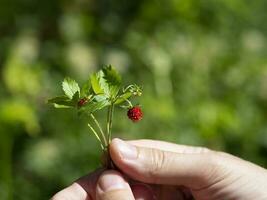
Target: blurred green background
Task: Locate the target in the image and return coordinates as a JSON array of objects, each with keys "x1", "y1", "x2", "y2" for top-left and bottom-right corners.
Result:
[{"x1": 1, "y1": 0, "x2": 267, "y2": 199}]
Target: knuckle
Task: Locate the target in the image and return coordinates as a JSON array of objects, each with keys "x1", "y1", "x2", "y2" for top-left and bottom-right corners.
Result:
[
  {"x1": 194, "y1": 151, "x2": 232, "y2": 190},
  {"x1": 147, "y1": 148, "x2": 167, "y2": 182}
]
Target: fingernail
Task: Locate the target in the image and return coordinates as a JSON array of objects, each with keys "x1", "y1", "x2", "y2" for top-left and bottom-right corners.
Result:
[
  {"x1": 114, "y1": 138, "x2": 137, "y2": 160},
  {"x1": 98, "y1": 171, "x2": 127, "y2": 192}
]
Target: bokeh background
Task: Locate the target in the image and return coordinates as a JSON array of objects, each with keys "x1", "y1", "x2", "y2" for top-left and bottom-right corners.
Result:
[{"x1": 1, "y1": 0, "x2": 267, "y2": 199}]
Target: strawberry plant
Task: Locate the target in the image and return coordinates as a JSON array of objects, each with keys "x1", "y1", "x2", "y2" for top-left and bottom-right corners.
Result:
[{"x1": 48, "y1": 65, "x2": 142, "y2": 168}]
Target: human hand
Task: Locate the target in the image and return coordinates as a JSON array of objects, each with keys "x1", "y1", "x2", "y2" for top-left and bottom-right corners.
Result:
[
  {"x1": 51, "y1": 168, "x2": 155, "y2": 200},
  {"x1": 108, "y1": 138, "x2": 267, "y2": 200},
  {"x1": 52, "y1": 138, "x2": 267, "y2": 200}
]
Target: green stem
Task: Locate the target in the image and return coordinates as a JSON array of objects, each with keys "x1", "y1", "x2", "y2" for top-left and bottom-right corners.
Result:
[
  {"x1": 125, "y1": 99, "x2": 133, "y2": 108},
  {"x1": 107, "y1": 103, "x2": 115, "y2": 144},
  {"x1": 90, "y1": 114, "x2": 107, "y2": 147},
  {"x1": 87, "y1": 123, "x2": 104, "y2": 150}
]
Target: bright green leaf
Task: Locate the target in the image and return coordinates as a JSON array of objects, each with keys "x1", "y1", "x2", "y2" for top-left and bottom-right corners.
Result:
[
  {"x1": 54, "y1": 104, "x2": 72, "y2": 108},
  {"x1": 115, "y1": 92, "x2": 132, "y2": 105},
  {"x1": 90, "y1": 72, "x2": 106, "y2": 95},
  {"x1": 102, "y1": 65, "x2": 121, "y2": 87},
  {"x1": 78, "y1": 94, "x2": 110, "y2": 115},
  {"x1": 47, "y1": 95, "x2": 74, "y2": 108},
  {"x1": 72, "y1": 91, "x2": 80, "y2": 105},
  {"x1": 62, "y1": 77, "x2": 80, "y2": 99},
  {"x1": 102, "y1": 65, "x2": 121, "y2": 98},
  {"x1": 90, "y1": 66, "x2": 122, "y2": 99},
  {"x1": 81, "y1": 78, "x2": 92, "y2": 97}
]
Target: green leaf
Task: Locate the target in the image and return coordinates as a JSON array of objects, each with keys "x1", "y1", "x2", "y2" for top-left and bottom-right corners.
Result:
[
  {"x1": 81, "y1": 78, "x2": 92, "y2": 97},
  {"x1": 78, "y1": 94, "x2": 110, "y2": 115},
  {"x1": 62, "y1": 77, "x2": 80, "y2": 99},
  {"x1": 54, "y1": 104, "x2": 72, "y2": 108},
  {"x1": 47, "y1": 95, "x2": 74, "y2": 108},
  {"x1": 102, "y1": 65, "x2": 121, "y2": 98},
  {"x1": 72, "y1": 91, "x2": 80, "y2": 105},
  {"x1": 90, "y1": 65, "x2": 121, "y2": 99},
  {"x1": 114, "y1": 92, "x2": 132, "y2": 105},
  {"x1": 93, "y1": 94, "x2": 109, "y2": 103},
  {"x1": 90, "y1": 71, "x2": 106, "y2": 95},
  {"x1": 102, "y1": 65, "x2": 121, "y2": 86}
]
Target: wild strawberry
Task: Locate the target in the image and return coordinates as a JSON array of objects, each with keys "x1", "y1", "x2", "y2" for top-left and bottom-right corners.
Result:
[
  {"x1": 127, "y1": 106, "x2": 143, "y2": 122},
  {"x1": 78, "y1": 97, "x2": 88, "y2": 107}
]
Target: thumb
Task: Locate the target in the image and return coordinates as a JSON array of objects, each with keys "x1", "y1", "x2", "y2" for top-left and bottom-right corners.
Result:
[{"x1": 110, "y1": 139, "x2": 222, "y2": 189}]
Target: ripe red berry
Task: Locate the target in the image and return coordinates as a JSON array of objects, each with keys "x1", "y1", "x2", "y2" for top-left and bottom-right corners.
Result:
[
  {"x1": 78, "y1": 98, "x2": 88, "y2": 107},
  {"x1": 127, "y1": 106, "x2": 143, "y2": 122}
]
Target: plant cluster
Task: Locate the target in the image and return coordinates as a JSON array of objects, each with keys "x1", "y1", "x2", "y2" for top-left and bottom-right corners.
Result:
[{"x1": 48, "y1": 65, "x2": 143, "y2": 167}]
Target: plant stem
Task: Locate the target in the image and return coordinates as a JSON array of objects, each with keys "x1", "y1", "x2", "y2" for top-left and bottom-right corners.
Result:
[
  {"x1": 90, "y1": 113, "x2": 107, "y2": 147},
  {"x1": 107, "y1": 103, "x2": 115, "y2": 143},
  {"x1": 87, "y1": 123, "x2": 104, "y2": 150},
  {"x1": 125, "y1": 99, "x2": 133, "y2": 108}
]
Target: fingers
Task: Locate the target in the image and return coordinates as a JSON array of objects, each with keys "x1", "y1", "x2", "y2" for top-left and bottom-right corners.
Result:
[
  {"x1": 51, "y1": 169, "x2": 103, "y2": 200},
  {"x1": 96, "y1": 170, "x2": 135, "y2": 200},
  {"x1": 110, "y1": 138, "x2": 220, "y2": 189},
  {"x1": 51, "y1": 182, "x2": 90, "y2": 200},
  {"x1": 51, "y1": 168, "x2": 155, "y2": 200}
]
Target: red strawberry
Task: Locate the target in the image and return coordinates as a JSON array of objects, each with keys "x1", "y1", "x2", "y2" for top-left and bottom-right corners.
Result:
[
  {"x1": 78, "y1": 98, "x2": 88, "y2": 107},
  {"x1": 127, "y1": 106, "x2": 143, "y2": 122}
]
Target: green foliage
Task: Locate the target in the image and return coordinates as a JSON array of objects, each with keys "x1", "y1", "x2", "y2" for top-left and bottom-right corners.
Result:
[
  {"x1": 48, "y1": 66, "x2": 142, "y2": 151},
  {"x1": 91, "y1": 71, "x2": 105, "y2": 95},
  {"x1": 49, "y1": 66, "x2": 139, "y2": 115},
  {"x1": 90, "y1": 65, "x2": 122, "y2": 99},
  {"x1": 102, "y1": 65, "x2": 122, "y2": 98},
  {"x1": 47, "y1": 95, "x2": 74, "y2": 108},
  {"x1": 62, "y1": 78, "x2": 80, "y2": 99},
  {"x1": 78, "y1": 94, "x2": 110, "y2": 115},
  {"x1": 115, "y1": 92, "x2": 132, "y2": 105},
  {"x1": 80, "y1": 79, "x2": 92, "y2": 98}
]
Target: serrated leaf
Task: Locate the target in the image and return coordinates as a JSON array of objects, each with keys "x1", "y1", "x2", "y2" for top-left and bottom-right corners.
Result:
[
  {"x1": 102, "y1": 65, "x2": 121, "y2": 98},
  {"x1": 115, "y1": 92, "x2": 132, "y2": 105},
  {"x1": 47, "y1": 96, "x2": 74, "y2": 108},
  {"x1": 102, "y1": 65, "x2": 121, "y2": 86},
  {"x1": 90, "y1": 66, "x2": 122, "y2": 99},
  {"x1": 81, "y1": 78, "x2": 92, "y2": 97},
  {"x1": 86, "y1": 101, "x2": 109, "y2": 113},
  {"x1": 72, "y1": 91, "x2": 80, "y2": 105},
  {"x1": 90, "y1": 71, "x2": 106, "y2": 95},
  {"x1": 62, "y1": 77, "x2": 80, "y2": 99},
  {"x1": 78, "y1": 94, "x2": 110, "y2": 115},
  {"x1": 94, "y1": 94, "x2": 109, "y2": 103}
]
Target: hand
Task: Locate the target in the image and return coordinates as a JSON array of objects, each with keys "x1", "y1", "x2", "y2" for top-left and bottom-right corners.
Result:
[
  {"x1": 51, "y1": 169, "x2": 154, "y2": 200},
  {"x1": 52, "y1": 138, "x2": 267, "y2": 200},
  {"x1": 109, "y1": 138, "x2": 267, "y2": 200}
]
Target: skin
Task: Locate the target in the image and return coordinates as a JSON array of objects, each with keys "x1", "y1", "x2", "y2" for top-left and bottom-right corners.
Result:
[{"x1": 51, "y1": 138, "x2": 267, "y2": 200}]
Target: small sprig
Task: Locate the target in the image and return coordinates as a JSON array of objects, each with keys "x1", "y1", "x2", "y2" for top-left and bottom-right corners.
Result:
[{"x1": 48, "y1": 65, "x2": 143, "y2": 167}]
